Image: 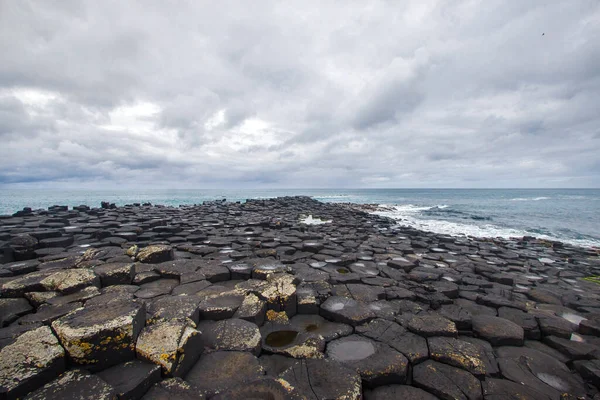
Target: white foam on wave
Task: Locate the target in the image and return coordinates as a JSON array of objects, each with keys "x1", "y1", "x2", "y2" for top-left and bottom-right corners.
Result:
[
  {"x1": 510, "y1": 197, "x2": 550, "y2": 201},
  {"x1": 381, "y1": 204, "x2": 449, "y2": 213},
  {"x1": 300, "y1": 215, "x2": 332, "y2": 225},
  {"x1": 373, "y1": 205, "x2": 600, "y2": 248},
  {"x1": 313, "y1": 195, "x2": 350, "y2": 199}
]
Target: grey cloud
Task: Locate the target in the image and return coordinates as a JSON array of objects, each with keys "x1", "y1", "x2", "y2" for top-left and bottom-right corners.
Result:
[{"x1": 0, "y1": 0, "x2": 599, "y2": 188}]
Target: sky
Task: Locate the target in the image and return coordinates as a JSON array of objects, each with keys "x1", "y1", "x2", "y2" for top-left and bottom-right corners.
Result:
[{"x1": 0, "y1": 0, "x2": 599, "y2": 189}]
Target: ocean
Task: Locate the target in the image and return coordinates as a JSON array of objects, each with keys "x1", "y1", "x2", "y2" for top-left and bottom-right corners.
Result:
[{"x1": 1, "y1": 188, "x2": 599, "y2": 249}]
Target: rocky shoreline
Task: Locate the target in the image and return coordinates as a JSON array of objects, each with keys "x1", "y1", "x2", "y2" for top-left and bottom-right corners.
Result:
[{"x1": 1, "y1": 196, "x2": 600, "y2": 399}]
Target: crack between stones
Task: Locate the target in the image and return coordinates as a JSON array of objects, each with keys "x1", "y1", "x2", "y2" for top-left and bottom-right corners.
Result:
[{"x1": 304, "y1": 361, "x2": 319, "y2": 400}]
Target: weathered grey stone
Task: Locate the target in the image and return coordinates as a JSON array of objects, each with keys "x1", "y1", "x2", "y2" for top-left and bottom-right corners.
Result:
[
  {"x1": 0, "y1": 326, "x2": 65, "y2": 400},
  {"x1": 25, "y1": 369, "x2": 116, "y2": 400},
  {"x1": 93, "y1": 262, "x2": 135, "y2": 286},
  {"x1": 280, "y1": 359, "x2": 362, "y2": 400},
  {"x1": 184, "y1": 351, "x2": 264, "y2": 397},
  {"x1": 136, "y1": 320, "x2": 202, "y2": 377},
  {"x1": 1, "y1": 270, "x2": 55, "y2": 297},
  {"x1": 408, "y1": 315, "x2": 458, "y2": 337},
  {"x1": 147, "y1": 295, "x2": 201, "y2": 325},
  {"x1": 200, "y1": 318, "x2": 261, "y2": 355},
  {"x1": 136, "y1": 245, "x2": 173, "y2": 264},
  {"x1": 413, "y1": 360, "x2": 482, "y2": 400},
  {"x1": 256, "y1": 273, "x2": 297, "y2": 317},
  {"x1": 51, "y1": 300, "x2": 145, "y2": 371},
  {"x1": 0, "y1": 322, "x2": 43, "y2": 348},
  {"x1": 428, "y1": 336, "x2": 487, "y2": 376},
  {"x1": 40, "y1": 268, "x2": 100, "y2": 294},
  {"x1": 198, "y1": 292, "x2": 244, "y2": 320},
  {"x1": 233, "y1": 293, "x2": 267, "y2": 326}
]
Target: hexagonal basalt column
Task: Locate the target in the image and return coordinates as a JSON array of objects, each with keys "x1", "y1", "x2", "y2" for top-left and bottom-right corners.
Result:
[
  {"x1": 51, "y1": 301, "x2": 145, "y2": 371},
  {"x1": 257, "y1": 273, "x2": 298, "y2": 318},
  {"x1": 136, "y1": 320, "x2": 203, "y2": 377},
  {"x1": 0, "y1": 326, "x2": 65, "y2": 400}
]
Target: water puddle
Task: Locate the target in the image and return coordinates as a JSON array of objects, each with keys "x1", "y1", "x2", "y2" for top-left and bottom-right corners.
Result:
[
  {"x1": 535, "y1": 372, "x2": 568, "y2": 392},
  {"x1": 561, "y1": 313, "x2": 586, "y2": 325},
  {"x1": 525, "y1": 275, "x2": 543, "y2": 280},
  {"x1": 570, "y1": 333, "x2": 585, "y2": 342},
  {"x1": 265, "y1": 330, "x2": 298, "y2": 347},
  {"x1": 329, "y1": 340, "x2": 376, "y2": 361},
  {"x1": 539, "y1": 258, "x2": 555, "y2": 264},
  {"x1": 515, "y1": 284, "x2": 530, "y2": 290}
]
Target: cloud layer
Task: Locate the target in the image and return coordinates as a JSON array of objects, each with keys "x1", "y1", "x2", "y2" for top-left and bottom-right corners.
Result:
[{"x1": 1, "y1": 0, "x2": 599, "y2": 188}]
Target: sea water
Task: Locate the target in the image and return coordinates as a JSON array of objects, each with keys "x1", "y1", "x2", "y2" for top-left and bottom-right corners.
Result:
[{"x1": 0, "y1": 188, "x2": 598, "y2": 248}]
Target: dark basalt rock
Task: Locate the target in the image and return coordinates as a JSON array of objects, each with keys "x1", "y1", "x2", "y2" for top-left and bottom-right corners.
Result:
[
  {"x1": 542, "y1": 335, "x2": 600, "y2": 361},
  {"x1": 327, "y1": 334, "x2": 409, "y2": 387},
  {"x1": 93, "y1": 262, "x2": 135, "y2": 286},
  {"x1": 428, "y1": 336, "x2": 487, "y2": 376},
  {"x1": 198, "y1": 292, "x2": 244, "y2": 320},
  {"x1": 497, "y1": 306, "x2": 540, "y2": 339},
  {"x1": 356, "y1": 318, "x2": 428, "y2": 364},
  {"x1": 260, "y1": 322, "x2": 326, "y2": 359},
  {"x1": 320, "y1": 296, "x2": 376, "y2": 326},
  {"x1": 17, "y1": 301, "x2": 82, "y2": 325},
  {"x1": 408, "y1": 315, "x2": 458, "y2": 338},
  {"x1": 147, "y1": 295, "x2": 201, "y2": 325},
  {"x1": 471, "y1": 315, "x2": 524, "y2": 346},
  {"x1": 0, "y1": 322, "x2": 43, "y2": 348},
  {"x1": 141, "y1": 377, "x2": 205, "y2": 400},
  {"x1": 51, "y1": 300, "x2": 145, "y2": 371},
  {"x1": 413, "y1": 360, "x2": 482, "y2": 400},
  {"x1": 24, "y1": 369, "x2": 116, "y2": 400},
  {"x1": 210, "y1": 377, "x2": 304, "y2": 400},
  {"x1": 184, "y1": 351, "x2": 264, "y2": 397},
  {"x1": 289, "y1": 314, "x2": 353, "y2": 342},
  {"x1": 96, "y1": 360, "x2": 161, "y2": 400},
  {"x1": 365, "y1": 385, "x2": 439, "y2": 400},
  {"x1": 200, "y1": 318, "x2": 261, "y2": 355},
  {"x1": 482, "y1": 377, "x2": 551, "y2": 400},
  {"x1": 280, "y1": 359, "x2": 362, "y2": 400},
  {"x1": 0, "y1": 196, "x2": 599, "y2": 399},
  {"x1": 0, "y1": 298, "x2": 33, "y2": 327},
  {"x1": 496, "y1": 346, "x2": 586, "y2": 399}
]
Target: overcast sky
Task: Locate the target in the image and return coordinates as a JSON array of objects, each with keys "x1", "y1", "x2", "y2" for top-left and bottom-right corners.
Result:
[{"x1": 0, "y1": 1, "x2": 599, "y2": 189}]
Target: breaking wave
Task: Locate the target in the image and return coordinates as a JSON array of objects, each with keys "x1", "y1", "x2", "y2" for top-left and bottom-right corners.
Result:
[
  {"x1": 510, "y1": 197, "x2": 550, "y2": 201},
  {"x1": 374, "y1": 204, "x2": 600, "y2": 248}
]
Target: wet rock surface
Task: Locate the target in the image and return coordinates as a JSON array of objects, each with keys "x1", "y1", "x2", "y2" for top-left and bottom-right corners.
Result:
[{"x1": 0, "y1": 196, "x2": 599, "y2": 398}]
